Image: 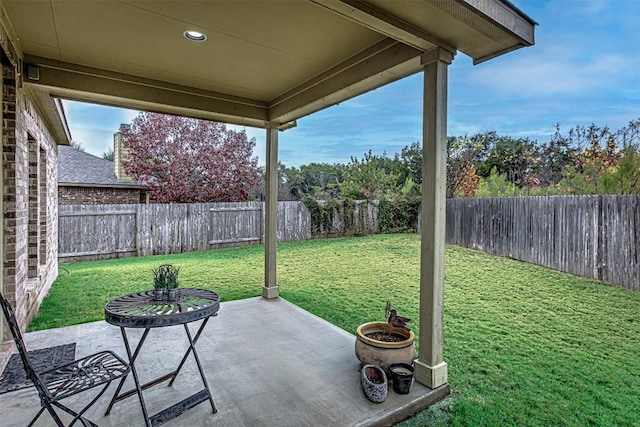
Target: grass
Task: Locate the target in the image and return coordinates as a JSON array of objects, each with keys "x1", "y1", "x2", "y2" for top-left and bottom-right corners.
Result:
[{"x1": 31, "y1": 234, "x2": 640, "y2": 426}]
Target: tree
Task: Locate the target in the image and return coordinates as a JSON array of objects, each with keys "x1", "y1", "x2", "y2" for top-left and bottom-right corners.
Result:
[
  {"x1": 340, "y1": 150, "x2": 401, "y2": 200},
  {"x1": 536, "y1": 124, "x2": 577, "y2": 187},
  {"x1": 608, "y1": 145, "x2": 640, "y2": 194},
  {"x1": 70, "y1": 140, "x2": 86, "y2": 151},
  {"x1": 601, "y1": 119, "x2": 640, "y2": 194},
  {"x1": 122, "y1": 112, "x2": 260, "y2": 203},
  {"x1": 252, "y1": 162, "x2": 344, "y2": 201},
  {"x1": 557, "y1": 119, "x2": 640, "y2": 194},
  {"x1": 102, "y1": 147, "x2": 114, "y2": 161},
  {"x1": 446, "y1": 134, "x2": 488, "y2": 198},
  {"x1": 397, "y1": 141, "x2": 422, "y2": 186},
  {"x1": 479, "y1": 135, "x2": 538, "y2": 190},
  {"x1": 455, "y1": 163, "x2": 480, "y2": 197},
  {"x1": 476, "y1": 167, "x2": 521, "y2": 197},
  {"x1": 299, "y1": 163, "x2": 344, "y2": 199},
  {"x1": 277, "y1": 162, "x2": 304, "y2": 201}
]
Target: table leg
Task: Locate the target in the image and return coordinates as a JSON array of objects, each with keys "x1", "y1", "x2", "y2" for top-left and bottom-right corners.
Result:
[
  {"x1": 105, "y1": 327, "x2": 153, "y2": 427},
  {"x1": 168, "y1": 317, "x2": 209, "y2": 386},
  {"x1": 181, "y1": 320, "x2": 217, "y2": 413},
  {"x1": 134, "y1": 320, "x2": 218, "y2": 425},
  {"x1": 105, "y1": 328, "x2": 151, "y2": 415}
]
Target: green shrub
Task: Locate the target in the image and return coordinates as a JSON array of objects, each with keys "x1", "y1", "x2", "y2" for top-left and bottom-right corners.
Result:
[{"x1": 378, "y1": 196, "x2": 421, "y2": 233}]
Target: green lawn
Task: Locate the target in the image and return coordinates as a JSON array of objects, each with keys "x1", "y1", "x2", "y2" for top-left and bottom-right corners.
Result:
[{"x1": 31, "y1": 234, "x2": 640, "y2": 426}]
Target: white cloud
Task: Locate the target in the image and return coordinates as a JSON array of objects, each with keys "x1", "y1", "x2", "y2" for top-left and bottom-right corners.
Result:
[
  {"x1": 467, "y1": 51, "x2": 634, "y2": 98},
  {"x1": 62, "y1": 100, "x2": 139, "y2": 157}
]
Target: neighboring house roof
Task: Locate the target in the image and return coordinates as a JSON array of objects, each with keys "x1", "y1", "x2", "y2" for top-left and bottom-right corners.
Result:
[{"x1": 58, "y1": 145, "x2": 144, "y2": 188}]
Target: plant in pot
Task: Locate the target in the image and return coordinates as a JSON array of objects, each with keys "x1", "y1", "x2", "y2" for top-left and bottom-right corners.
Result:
[
  {"x1": 355, "y1": 301, "x2": 415, "y2": 373},
  {"x1": 152, "y1": 264, "x2": 180, "y2": 301}
]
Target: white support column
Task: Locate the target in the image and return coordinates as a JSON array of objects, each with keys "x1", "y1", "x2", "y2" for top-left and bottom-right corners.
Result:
[
  {"x1": 414, "y1": 48, "x2": 454, "y2": 389},
  {"x1": 263, "y1": 123, "x2": 279, "y2": 299}
]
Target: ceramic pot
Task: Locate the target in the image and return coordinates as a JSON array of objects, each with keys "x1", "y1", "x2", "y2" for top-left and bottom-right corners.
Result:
[
  {"x1": 152, "y1": 288, "x2": 164, "y2": 301},
  {"x1": 355, "y1": 322, "x2": 415, "y2": 373},
  {"x1": 165, "y1": 288, "x2": 179, "y2": 301},
  {"x1": 360, "y1": 364, "x2": 387, "y2": 403}
]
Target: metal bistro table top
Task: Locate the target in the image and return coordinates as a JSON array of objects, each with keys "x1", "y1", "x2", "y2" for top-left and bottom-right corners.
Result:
[{"x1": 105, "y1": 288, "x2": 220, "y2": 329}]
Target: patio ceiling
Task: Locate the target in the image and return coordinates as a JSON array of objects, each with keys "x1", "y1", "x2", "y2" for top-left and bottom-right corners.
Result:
[{"x1": 1, "y1": 0, "x2": 535, "y2": 144}]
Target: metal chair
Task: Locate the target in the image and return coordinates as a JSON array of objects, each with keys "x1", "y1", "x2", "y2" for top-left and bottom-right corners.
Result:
[{"x1": 0, "y1": 293, "x2": 130, "y2": 426}]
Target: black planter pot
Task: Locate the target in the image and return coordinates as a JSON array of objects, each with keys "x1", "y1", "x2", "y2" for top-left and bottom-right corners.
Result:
[{"x1": 389, "y1": 363, "x2": 414, "y2": 394}]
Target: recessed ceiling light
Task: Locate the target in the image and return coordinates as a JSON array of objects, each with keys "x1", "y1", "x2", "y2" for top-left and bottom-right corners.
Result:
[{"x1": 184, "y1": 30, "x2": 206, "y2": 41}]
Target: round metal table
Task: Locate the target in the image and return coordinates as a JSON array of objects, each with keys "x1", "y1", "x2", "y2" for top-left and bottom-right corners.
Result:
[
  {"x1": 105, "y1": 288, "x2": 220, "y2": 328},
  {"x1": 104, "y1": 288, "x2": 220, "y2": 427}
]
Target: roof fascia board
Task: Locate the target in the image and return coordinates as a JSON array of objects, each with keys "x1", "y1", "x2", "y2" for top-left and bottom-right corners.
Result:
[
  {"x1": 23, "y1": 85, "x2": 72, "y2": 145},
  {"x1": 308, "y1": 0, "x2": 453, "y2": 53},
  {"x1": 458, "y1": 0, "x2": 536, "y2": 63},
  {"x1": 473, "y1": 43, "x2": 528, "y2": 65},
  {"x1": 54, "y1": 98, "x2": 73, "y2": 143},
  {"x1": 58, "y1": 182, "x2": 145, "y2": 189},
  {"x1": 23, "y1": 55, "x2": 270, "y2": 127},
  {"x1": 269, "y1": 39, "x2": 424, "y2": 123}
]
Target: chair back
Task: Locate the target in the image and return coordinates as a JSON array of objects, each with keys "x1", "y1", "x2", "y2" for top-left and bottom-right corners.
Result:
[{"x1": 0, "y1": 293, "x2": 48, "y2": 396}]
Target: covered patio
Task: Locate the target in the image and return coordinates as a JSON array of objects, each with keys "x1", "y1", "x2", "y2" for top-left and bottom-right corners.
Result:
[
  {"x1": 1, "y1": 297, "x2": 451, "y2": 426},
  {"x1": 0, "y1": 0, "x2": 535, "y2": 424}
]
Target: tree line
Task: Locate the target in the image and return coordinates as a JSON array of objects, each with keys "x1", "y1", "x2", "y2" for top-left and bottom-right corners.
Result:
[
  {"x1": 76, "y1": 112, "x2": 638, "y2": 203},
  {"x1": 272, "y1": 118, "x2": 640, "y2": 201}
]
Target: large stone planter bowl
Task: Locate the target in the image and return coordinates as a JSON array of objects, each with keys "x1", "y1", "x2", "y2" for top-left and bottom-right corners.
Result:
[{"x1": 355, "y1": 322, "x2": 415, "y2": 372}]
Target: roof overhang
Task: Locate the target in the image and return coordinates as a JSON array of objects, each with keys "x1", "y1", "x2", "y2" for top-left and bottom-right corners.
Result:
[
  {"x1": 0, "y1": 0, "x2": 535, "y2": 144},
  {"x1": 58, "y1": 182, "x2": 146, "y2": 190},
  {"x1": 23, "y1": 85, "x2": 73, "y2": 145}
]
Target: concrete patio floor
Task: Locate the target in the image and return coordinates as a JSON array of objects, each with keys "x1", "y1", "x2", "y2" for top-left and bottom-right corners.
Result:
[{"x1": 0, "y1": 297, "x2": 449, "y2": 426}]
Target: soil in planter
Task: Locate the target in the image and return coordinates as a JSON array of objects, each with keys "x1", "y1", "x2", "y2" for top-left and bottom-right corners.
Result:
[
  {"x1": 365, "y1": 332, "x2": 407, "y2": 342},
  {"x1": 364, "y1": 367, "x2": 385, "y2": 384}
]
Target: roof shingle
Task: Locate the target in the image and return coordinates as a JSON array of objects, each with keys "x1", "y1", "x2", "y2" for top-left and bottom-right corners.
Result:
[{"x1": 58, "y1": 145, "x2": 142, "y2": 188}]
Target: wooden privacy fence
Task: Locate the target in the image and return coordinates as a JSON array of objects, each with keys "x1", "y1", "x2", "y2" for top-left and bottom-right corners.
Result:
[
  {"x1": 58, "y1": 205, "x2": 138, "y2": 260},
  {"x1": 58, "y1": 202, "x2": 311, "y2": 262},
  {"x1": 446, "y1": 195, "x2": 639, "y2": 291},
  {"x1": 59, "y1": 196, "x2": 638, "y2": 291},
  {"x1": 314, "y1": 200, "x2": 380, "y2": 237}
]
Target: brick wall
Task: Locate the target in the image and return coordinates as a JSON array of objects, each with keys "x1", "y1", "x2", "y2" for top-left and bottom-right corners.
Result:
[
  {"x1": 58, "y1": 186, "x2": 143, "y2": 205},
  {"x1": 0, "y1": 19, "x2": 57, "y2": 370},
  {"x1": 2, "y1": 64, "x2": 58, "y2": 333},
  {"x1": 2, "y1": 65, "x2": 23, "y2": 325}
]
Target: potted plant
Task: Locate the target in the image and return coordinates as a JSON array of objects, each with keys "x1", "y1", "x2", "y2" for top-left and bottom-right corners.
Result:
[
  {"x1": 355, "y1": 301, "x2": 415, "y2": 373},
  {"x1": 152, "y1": 264, "x2": 181, "y2": 301}
]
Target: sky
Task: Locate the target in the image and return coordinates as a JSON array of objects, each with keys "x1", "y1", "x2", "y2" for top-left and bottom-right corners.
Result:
[{"x1": 63, "y1": 0, "x2": 639, "y2": 168}]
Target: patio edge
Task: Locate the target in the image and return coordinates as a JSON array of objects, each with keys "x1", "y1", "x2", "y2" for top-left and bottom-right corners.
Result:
[{"x1": 357, "y1": 382, "x2": 451, "y2": 427}]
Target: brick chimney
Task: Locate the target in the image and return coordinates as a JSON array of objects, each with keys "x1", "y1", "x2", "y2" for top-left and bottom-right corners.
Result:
[{"x1": 114, "y1": 124, "x2": 131, "y2": 180}]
